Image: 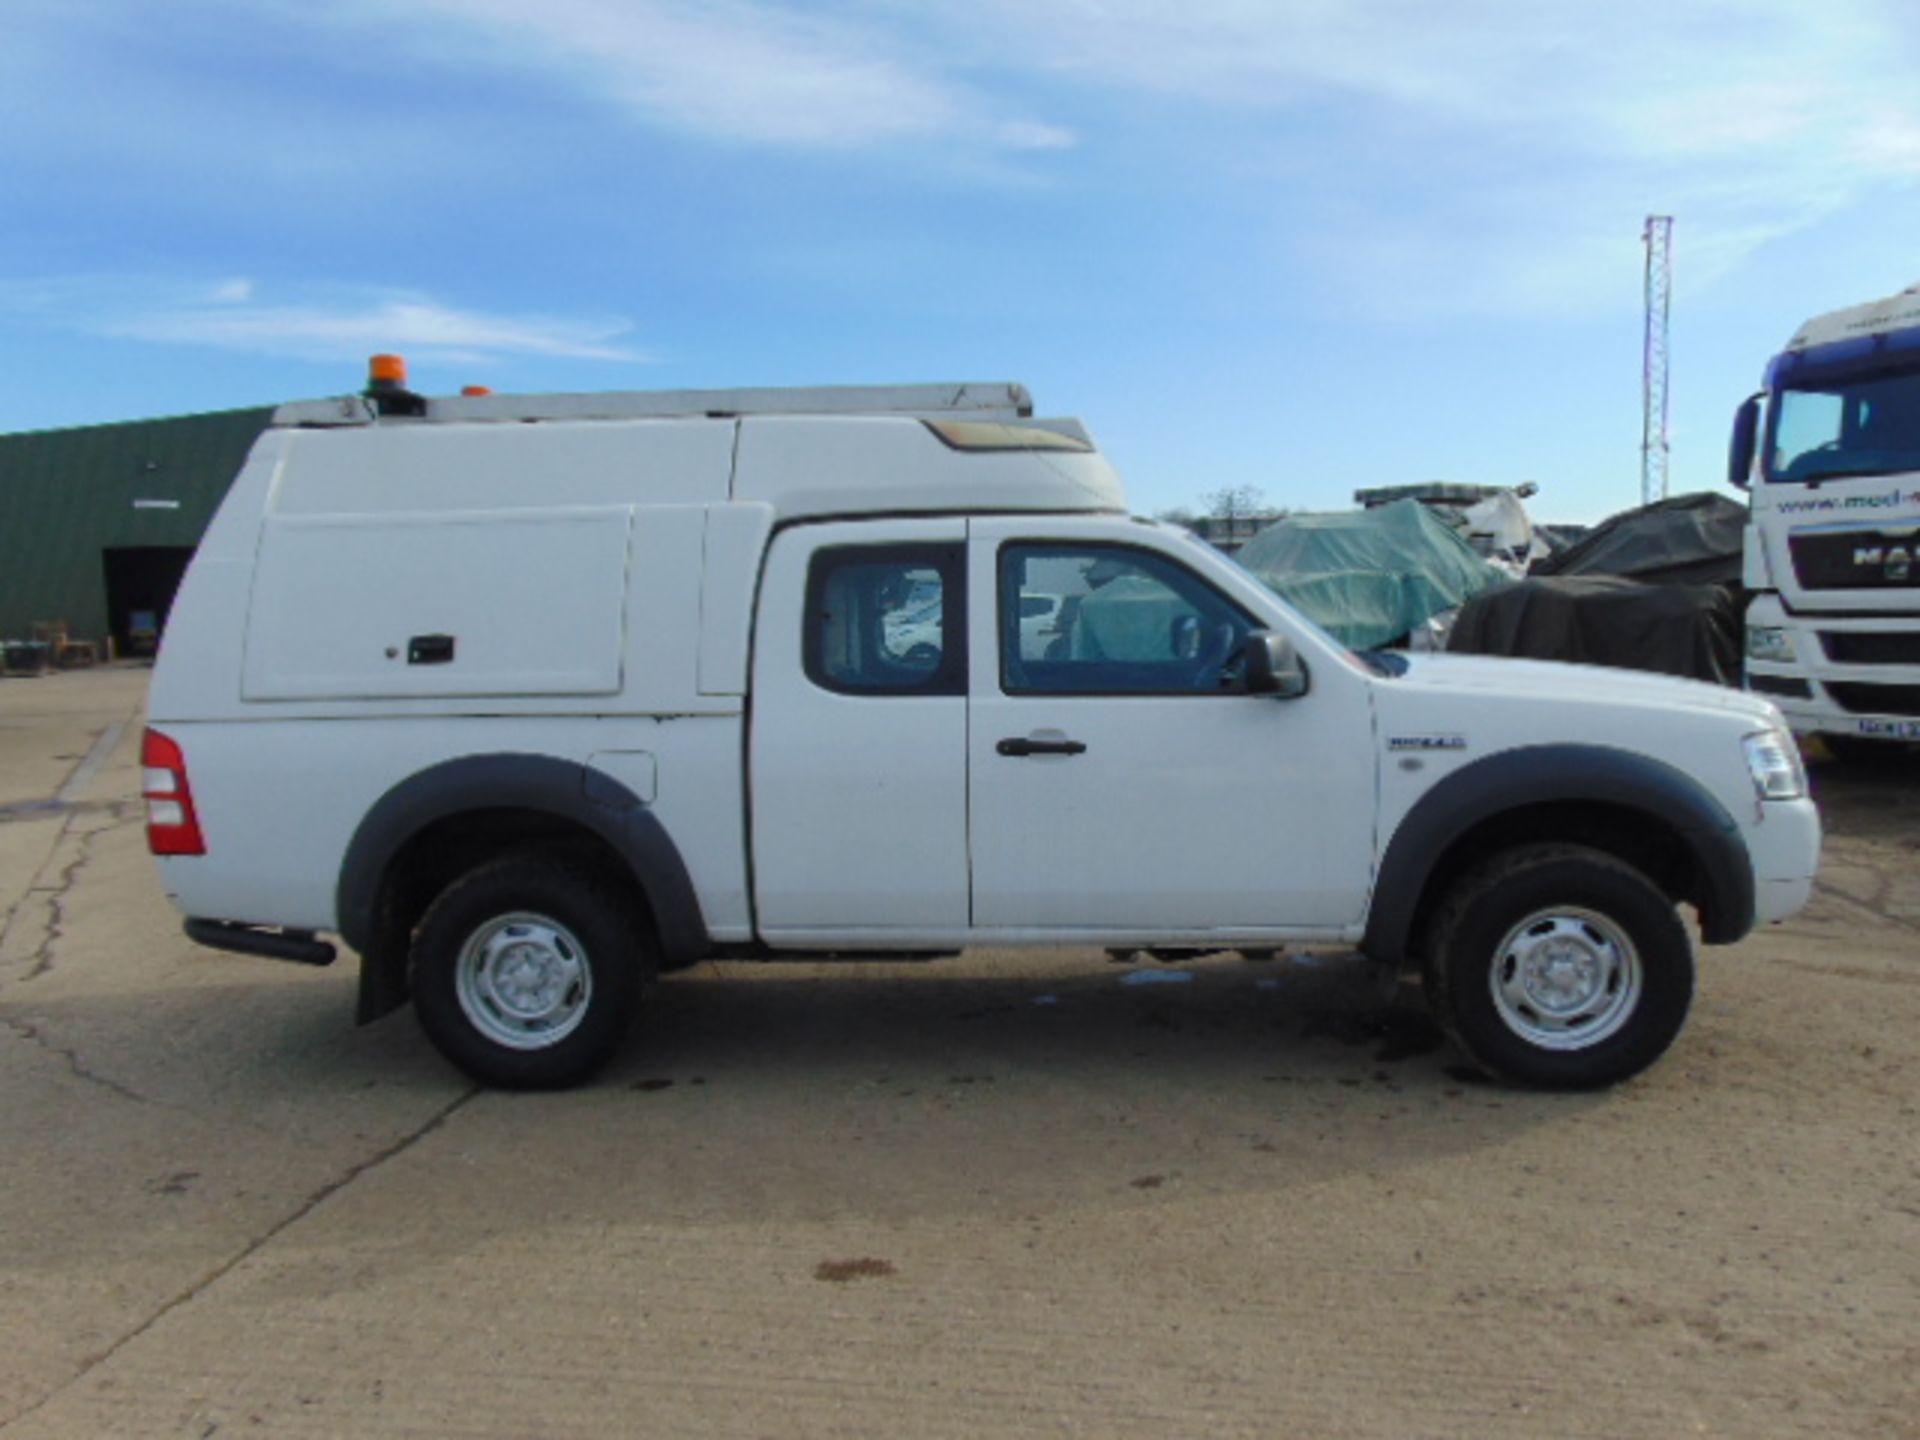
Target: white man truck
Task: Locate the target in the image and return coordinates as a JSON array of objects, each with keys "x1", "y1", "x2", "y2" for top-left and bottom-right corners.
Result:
[
  {"x1": 1731, "y1": 282, "x2": 1920, "y2": 753},
  {"x1": 145, "y1": 366, "x2": 1820, "y2": 1091}
]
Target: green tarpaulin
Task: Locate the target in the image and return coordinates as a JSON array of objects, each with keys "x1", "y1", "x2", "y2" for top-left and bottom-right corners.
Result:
[
  {"x1": 1073, "y1": 575, "x2": 1189, "y2": 660},
  {"x1": 1234, "y1": 499, "x2": 1511, "y2": 649}
]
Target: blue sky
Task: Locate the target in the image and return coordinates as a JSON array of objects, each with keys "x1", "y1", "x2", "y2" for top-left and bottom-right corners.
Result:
[{"x1": 6, "y1": 0, "x2": 1920, "y2": 522}]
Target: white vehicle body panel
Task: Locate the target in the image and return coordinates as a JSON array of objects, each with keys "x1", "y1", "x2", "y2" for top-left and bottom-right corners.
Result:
[
  {"x1": 1370, "y1": 655, "x2": 1819, "y2": 911},
  {"x1": 243, "y1": 507, "x2": 635, "y2": 701},
  {"x1": 964, "y1": 516, "x2": 1375, "y2": 932},
  {"x1": 732, "y1": 416, "x2": 1126, "y2": 521},
  {"x1": 265, "y1": 420, "x2": 735, "y2": 515},
  {"x1": 749, "y1": 519, "x2": 971, "y2": 938},
  {"x1": 696, "y1": 503, "x2": 775, "y2": 696},
  {"x1": 1744, "y1": 485, "x2": 1920, "y2": 740},
  {"x1": 158, "y1": 715, "x2": 753, "y2": 941}
]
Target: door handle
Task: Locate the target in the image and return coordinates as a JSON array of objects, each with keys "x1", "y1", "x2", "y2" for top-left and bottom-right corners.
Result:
[
  {"x1": 407, "y1": 634, "x2": 456, "y2": 665},
  {"x1": 997, "y1": 736, "x2": 1088, "y2": 757}
]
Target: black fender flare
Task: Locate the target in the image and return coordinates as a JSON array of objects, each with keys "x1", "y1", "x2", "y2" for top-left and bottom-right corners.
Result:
[
  {"x1": 1362, "y1": 743, "x2": 1754, "y2": 964},
  {"x1": 337, "y1": 753, "x2": 710, "y2": 1018}
]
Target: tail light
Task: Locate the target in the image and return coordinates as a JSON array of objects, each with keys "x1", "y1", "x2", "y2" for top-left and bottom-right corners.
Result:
[{"x1": 142, "y1": 727, "x2": 206, "y2": 856}]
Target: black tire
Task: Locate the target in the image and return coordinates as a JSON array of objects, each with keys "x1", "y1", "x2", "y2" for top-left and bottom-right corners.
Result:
[
  {"x1": 1425, "y1": 844, "x2": 1693, "y2": 1089},
  {"x1": 411, "y1": 855, "x2": 648, "y2": 1089}
]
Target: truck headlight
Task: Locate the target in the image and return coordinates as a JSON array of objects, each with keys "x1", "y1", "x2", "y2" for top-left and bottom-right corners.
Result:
[
  {"x1": 1746, "y1": 626, "x2": 1796, "y2": 664},
  {"x1": 1743, "y1": 727, "x2": 1806, "y2": 802}
]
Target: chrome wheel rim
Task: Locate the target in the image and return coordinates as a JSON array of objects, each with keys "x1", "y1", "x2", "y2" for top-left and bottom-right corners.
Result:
[
  {"x1": 455, "y1": 911, "x2": 593, "y2": 1051},
  {"x1": 1488, "y1": 907, "x2": 1641, "y2": 1051}
]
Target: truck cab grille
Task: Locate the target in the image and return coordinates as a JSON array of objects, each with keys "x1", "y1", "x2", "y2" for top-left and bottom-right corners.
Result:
[
  {"x1": 1825, "y1": 682, "x2": 1920, "y2": 717},
  {"x1": 1789, "y1": 530, "x2": 1920, "y2": 590},
  {"x1": 1818, "y1": 631, "x2": 1920, "y2": 664}
]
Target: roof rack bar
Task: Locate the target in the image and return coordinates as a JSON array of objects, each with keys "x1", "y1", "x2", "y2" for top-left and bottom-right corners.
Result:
[{"x1": 275, "y1": 381, "x2": 1034, "y2": 429}]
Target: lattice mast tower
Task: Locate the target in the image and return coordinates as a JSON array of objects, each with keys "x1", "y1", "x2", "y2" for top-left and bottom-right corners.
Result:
[{"x1": 1641, "y1": 215, "x2": 1674, "y2": 506}]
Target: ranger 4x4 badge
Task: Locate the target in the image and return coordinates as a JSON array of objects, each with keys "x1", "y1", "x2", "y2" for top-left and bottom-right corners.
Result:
[{"x1": 1388, "y1": 734, "x2": 1468, "y2": 752}]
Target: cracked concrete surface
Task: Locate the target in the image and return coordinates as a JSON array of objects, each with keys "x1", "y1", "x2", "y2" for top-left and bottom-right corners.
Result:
[
  {"x1": 4, "y1": 807, "x2": 141, "y2": 986},
  {"x1": 1, "y1": 1089, "x2": 478, "y2": 1435},
  {"x1": 0, "y1": 671, "x2": 467, "y2": 1429},
  {"x1": 0, "y1": 1011, "x2": 151, "y2": 1107},
  {"x1": 0, "y1": 668, "x2": 1915, "y2": 1439}
]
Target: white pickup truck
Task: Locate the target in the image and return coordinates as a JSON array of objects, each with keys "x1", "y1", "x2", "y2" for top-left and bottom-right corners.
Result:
[{"x1": 145, "y1": 367, "x2": 1821, "y2": 1089}]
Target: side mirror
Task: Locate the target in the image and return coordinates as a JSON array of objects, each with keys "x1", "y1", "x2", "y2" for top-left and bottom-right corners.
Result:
[
  {"x1": 1728, "y1": 393, "x2": 1761, "y2": 492},
  {"x1": 1244, "y1": 630, "x2": 1308, "y2": 698}
]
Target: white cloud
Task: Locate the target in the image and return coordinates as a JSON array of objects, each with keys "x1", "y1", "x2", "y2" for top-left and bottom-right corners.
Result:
[
  {"x1": 959, "y1": 0, "x2": 1920, "y2": 315},
  {"x1": 375, "y1": 0, "x2": 1075, "y2": 152},
  {"x1": 996, "y1": 120, "x2": 1079, "y2": 152},
  {"x1": 9, "y1": 0, "x2": 1078, "y2": 169},
  {"x1": 10, "y1": 0, "x2": 1916, "y2": 323},
  {"x1": 0, "y1": 278, "x2": 647, "y2": 364},
  {"x1": 410, "y1": 0, "x2": 948, "y2": 146},
  {"x1": 1849, "y1": 109, "x2": 1920, "y2": 176}
]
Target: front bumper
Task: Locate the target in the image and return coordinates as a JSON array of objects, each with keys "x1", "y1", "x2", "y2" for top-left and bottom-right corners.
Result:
[
  {"x1": 1745, "y1": 594, "x2": 1920, "y2": 741},
  {"x1": 1745, "y1": 796, "x2": 1822, "y2": 925}
]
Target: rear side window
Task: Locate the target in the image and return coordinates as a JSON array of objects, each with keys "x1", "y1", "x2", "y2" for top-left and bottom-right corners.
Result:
[{"x1": 804, "y1": 544, "x2": 966, "y2": 696}]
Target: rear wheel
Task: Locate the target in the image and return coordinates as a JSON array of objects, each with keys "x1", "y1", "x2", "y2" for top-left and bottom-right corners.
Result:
[
  {"x1": 1425, "y1": 844, "x2": 1693, "y2": 1089},
  {"x1": 411, "y1": 855, "x2": 647, "y2": 1088}
]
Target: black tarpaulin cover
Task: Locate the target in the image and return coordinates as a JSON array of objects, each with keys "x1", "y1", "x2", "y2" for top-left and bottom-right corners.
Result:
[
  {"x1": 1529, "y1": 491, "x2": 1747, "y2": 587},
  {"x1": 1446, "y1": 575, "x2": 1742, "y2": 685}
]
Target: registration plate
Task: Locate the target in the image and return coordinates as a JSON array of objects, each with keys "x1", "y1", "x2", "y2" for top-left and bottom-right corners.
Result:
[{"x1": 1857, "y1": 718, "x2": 1920, "y2": 740}]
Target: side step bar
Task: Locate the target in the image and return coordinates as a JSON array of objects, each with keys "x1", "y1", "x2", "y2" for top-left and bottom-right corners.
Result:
[{"x1": 184, "y1": 919, "x2": 337, "y2": 967}]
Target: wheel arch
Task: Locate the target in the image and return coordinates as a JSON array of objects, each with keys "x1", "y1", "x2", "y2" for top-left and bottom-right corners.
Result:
[
  {"x1": 1363, "y1": 744, "x2": 1755, "y2": 971},
  {"x1": 337, "y1": 753, "x2": 710, "y2": 1023}
]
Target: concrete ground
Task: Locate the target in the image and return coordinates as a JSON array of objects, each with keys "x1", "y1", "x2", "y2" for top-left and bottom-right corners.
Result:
[{"x1": 0, "y1": 666, "x2": 1914, "y2": 1439}]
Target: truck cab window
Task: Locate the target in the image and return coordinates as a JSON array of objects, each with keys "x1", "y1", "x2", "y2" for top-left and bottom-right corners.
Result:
[
  {"x1": 999, "y1": 544, "x2": 1254, "y2": 694},
  {"x1": 805, "y1": 545, "x2": 965, "y2": 696},
  {"x1": 1772, "y1": 370, "x2": 1920, "y2": 482}
]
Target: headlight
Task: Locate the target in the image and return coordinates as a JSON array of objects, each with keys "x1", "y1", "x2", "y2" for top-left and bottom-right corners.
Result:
[
  {"x1": 1746, "y1": 626, "x2": 1796, "y2": 664},
  {"x1": 1743, "y1": 727, "x2": 1806, "y2": 802}
]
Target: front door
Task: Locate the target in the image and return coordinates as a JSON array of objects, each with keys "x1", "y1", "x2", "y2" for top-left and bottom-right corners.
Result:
[{"x1": 966, "y1": 520, "x2": 1375, "y2": 935}]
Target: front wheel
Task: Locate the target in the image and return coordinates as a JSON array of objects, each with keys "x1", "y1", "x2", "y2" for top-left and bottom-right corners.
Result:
[
  {"x1": 1425, "y1": 844, "x2": 1693, "y2": 1089},
  {"x1": 411, "y1": 855, "x2": 647, "y2": 1088}
]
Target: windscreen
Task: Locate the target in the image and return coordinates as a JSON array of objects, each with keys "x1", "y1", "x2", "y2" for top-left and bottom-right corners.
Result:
[{"x1": 1769, "y1": 367, "x2": 1920, "y2": 483}]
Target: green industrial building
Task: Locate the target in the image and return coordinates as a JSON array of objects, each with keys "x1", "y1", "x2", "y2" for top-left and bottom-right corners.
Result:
[{"x1": 0, "y1": 406, "x2": 272, "y2": 656}]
